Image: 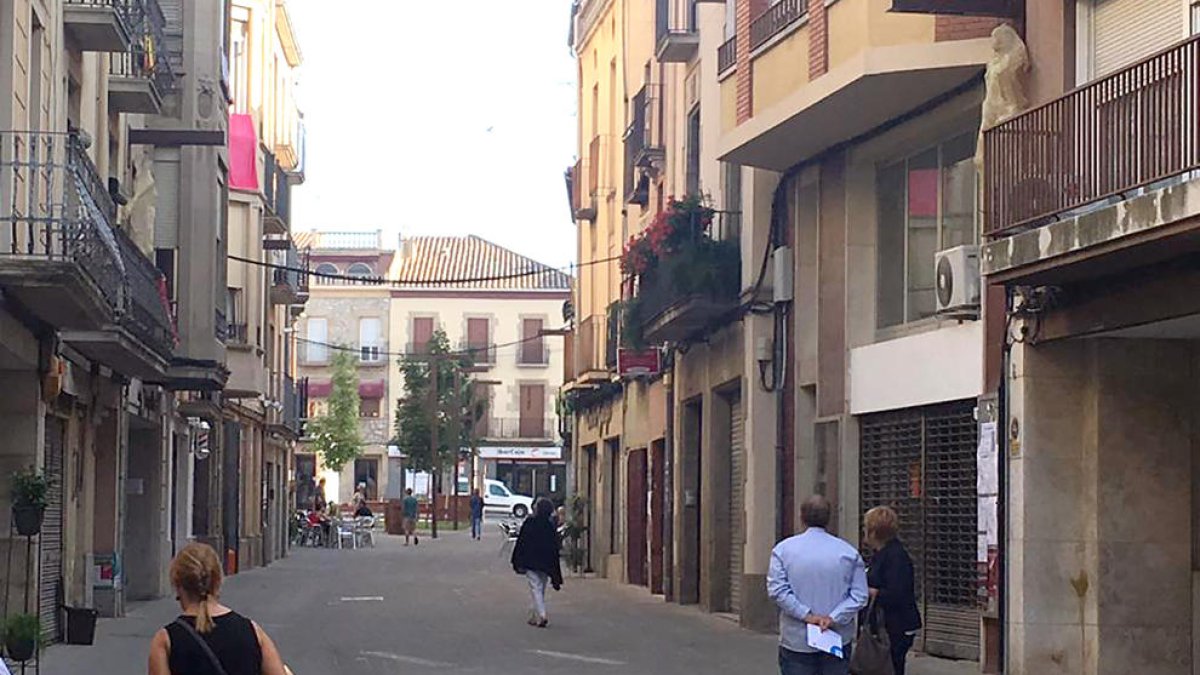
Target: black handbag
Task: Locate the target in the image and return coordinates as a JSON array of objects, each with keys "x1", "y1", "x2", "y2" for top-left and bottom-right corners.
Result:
[{"x1": 849, "y1": 601, "x2": 894, "y2": 675}]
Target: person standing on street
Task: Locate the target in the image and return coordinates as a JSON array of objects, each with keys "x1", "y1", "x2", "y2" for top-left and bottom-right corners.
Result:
[
  {"x1": 511, "y1": 498, "x2": 563, "y2": 628},
  {"x1": 768, "y1": 495, "x2": 869, "y2": 675},
  {"x1": 864, "y1": 506, "x2": 921, "y2": 675},
  {"x1": 148, "y1": 543, "x2": 289, "y2": 675},
  {"x1": 403, "y1": 488, "x2": 420, "y2": 546},
  {"x1": 469, "y1": 488, "x2": 485, "y2": 540}
]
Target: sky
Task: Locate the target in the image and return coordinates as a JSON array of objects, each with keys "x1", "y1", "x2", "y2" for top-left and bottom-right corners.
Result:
[{"x1": 286, "y1": 0, "x2": 579, "y2": 269}]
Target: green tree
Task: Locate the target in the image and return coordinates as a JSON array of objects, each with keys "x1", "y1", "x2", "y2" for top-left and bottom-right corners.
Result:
[
  {"x1": 393, "y1": 329, "x2": 486, "y2": 473},
  {"x1": 307, "y1": 348, "x2": 362, "y2": 472}
]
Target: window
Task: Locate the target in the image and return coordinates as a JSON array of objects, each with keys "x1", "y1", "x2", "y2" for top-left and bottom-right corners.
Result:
[
  {"x1": 1193, "y1": 1, "x2": 1200, "y2": 34},
  {"x1": 230, "y1": 11, "x2": 249, "y2": 113},
  {"x1": 722, "y1": 162, "x2": 742, "y2": 242},
  {"x1": 314, "y1": 262, "x2": 338, "y2": 276},
  {"x1": 686, "y1": 108, "x2": 701, "y2": 196},
  {"x1": 489, "y1": 484, "x2": 508, "y2": 498},
  {"x1": 876, "y1": 133, "x2": 978, "y2": 328},
  {"x1": 359, "y1": 398, "x2": 381, "y2": 418},
  {"x1": 466, "y1": 317, "x2": 490, "y2": 364},
  {"x1": 306, "y1": 318, "x2": 328, "y2": 362},
  {"x1": 358, "y1": 317, "x2": 382, "y2": 363},
  {"x1": 353, "y1": 458, "x2": 379, "y2": 500},
  {"x1": 347, "y1": 263, "x2": 373, "y2": 278},
  {"x1": 411, "y1": 316, "x2": 435, "y2": 354},
  {"x1": 519, "y1": 318, "x2": 546, "y2": 365}
]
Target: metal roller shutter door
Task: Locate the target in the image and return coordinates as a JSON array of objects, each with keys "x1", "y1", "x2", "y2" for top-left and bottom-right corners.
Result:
[
  {"x1": 1092, "y1": 0, "x2": 1185, "y2": 78},
  {"x1": 39, "y1": 416, "x2": 65, "y2": 643},
  {"x1": 859, "y1": 401, "x2": 979, "y2": 661},
  {"x1": 729, "y1": 394, "x2": 745, "y2": 614}
]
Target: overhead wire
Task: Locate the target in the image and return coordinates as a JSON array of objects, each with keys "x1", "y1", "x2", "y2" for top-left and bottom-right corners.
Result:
[{"x1": 293, "y1": 328, "x2": 565, "y2": 360}]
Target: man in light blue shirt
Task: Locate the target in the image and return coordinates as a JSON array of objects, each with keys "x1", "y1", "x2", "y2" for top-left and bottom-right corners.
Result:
[{"x1": 767, "y1": 495, "x2": 869, "y2": 675}]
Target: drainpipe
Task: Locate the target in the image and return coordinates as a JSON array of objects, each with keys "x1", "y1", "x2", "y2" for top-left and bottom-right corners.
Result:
[{"x1": 663, "y1": 349, "x2": 675, "y2": 602}]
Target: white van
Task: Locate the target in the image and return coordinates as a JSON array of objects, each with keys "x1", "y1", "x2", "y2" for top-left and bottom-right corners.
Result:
[{"x1": 483, "y1": 479, "x2": 534, "y2": 518}]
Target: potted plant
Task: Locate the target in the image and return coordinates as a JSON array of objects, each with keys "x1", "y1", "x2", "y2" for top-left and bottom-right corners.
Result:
[
  {"x1": 11, "y1": 468, "x2": 50, "y2": 536},
  {"x1": 4, "y1": 613, "x2": 39, "y2": 662}
]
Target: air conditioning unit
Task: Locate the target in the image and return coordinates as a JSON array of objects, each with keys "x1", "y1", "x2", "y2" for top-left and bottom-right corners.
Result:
[{"x1": 934, "y1": 245, "x2": 980, "y2": 317}]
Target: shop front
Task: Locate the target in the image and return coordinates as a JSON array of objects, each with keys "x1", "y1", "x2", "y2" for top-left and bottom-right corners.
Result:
[{"x1": 479, "y1": 446, "x2": 567, "y2": 504}]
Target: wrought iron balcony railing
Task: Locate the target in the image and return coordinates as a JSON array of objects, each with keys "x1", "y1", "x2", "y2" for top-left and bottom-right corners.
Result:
[
  {"x1": 477, "y1": 417, "x2": 556, "y2": 440},
  {"x1": 749, "y1": 0, "x2": 806, "y2": 52},
  {"x1": 113, "y1": 225, "x2": 175, "y2": 358},
  {"x1": 0, "y1": 131, "x2": 124, "y2": 314},
  {"x1": 270, "y1": 242, "x2": 308, "y2": 303},
  {"x1": 718, "y1": 35, "x2": 737, "y2": 75},
  {"x1": 458, "y1": 340, "x2": 496, "y2": 366},
  {"x1": 283, "y1": 375, "x2": 304, "y2": 436},
  {"x1": 109, "y1": 0, "x2": 176, "y2": 98},
  {"x1": 984, "y1": 34, "x2": 1200, "y2": 235},
  {"x1": 263, "y1": 150, "x2": 292, "y2": 232}
]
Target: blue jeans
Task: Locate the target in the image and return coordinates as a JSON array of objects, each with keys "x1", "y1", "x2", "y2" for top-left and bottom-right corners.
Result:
[
  {"x1": 778, "y1": 645, "x2": 851, "y2": 675},
  {"x1": 471, "y1": 516, "x2": 483, "y2": 539}
]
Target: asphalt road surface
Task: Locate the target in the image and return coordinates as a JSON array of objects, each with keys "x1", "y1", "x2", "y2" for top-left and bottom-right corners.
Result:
[{"x1": 43, "y1": 528, "x2": 973, "y2": 674}]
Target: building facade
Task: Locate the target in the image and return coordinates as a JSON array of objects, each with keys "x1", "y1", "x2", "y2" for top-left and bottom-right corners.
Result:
[
  {"x1": 0, "y1": 0, "x2": 232, "y2": 648},
  {"x1": 386, "y1": 235, "x2": 571, "y2": 505},
  {"x1": 564, "y1": 0, "x2": 1005, "y2": 663},
  {"x1": 981, "y1": 1, "x2": 1200, "y2": 673},
  {"x1": 223, "y1": 0, "x2": 308, "y2": 571},
  {"x1": 296, "y1": 230, "x2": 396, "y2": 506}
]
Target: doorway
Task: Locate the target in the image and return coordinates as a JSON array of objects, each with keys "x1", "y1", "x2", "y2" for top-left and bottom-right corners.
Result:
[
  {"x1": 680, "y1": 398, "x2": 702, "y2": 604},
  {"x1": 626, "y1": 448, "x2": 648, "y2": 587},
  {"x1": 650, "y1": 439, "x2": 665, "y2": 594}
]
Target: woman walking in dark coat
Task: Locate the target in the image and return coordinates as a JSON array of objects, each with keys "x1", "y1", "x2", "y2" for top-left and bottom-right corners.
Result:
[
  {"x1": 511, "y1": 498, "x2": 564, "y2": 628},
  {"x1": 865, "y1": 506, "x2": 922, "y2": 675}
]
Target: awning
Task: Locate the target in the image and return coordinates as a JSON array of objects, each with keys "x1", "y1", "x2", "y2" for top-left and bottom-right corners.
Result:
[{"x1": 305, "y1": 379, "x2": 385, "y2": 399}]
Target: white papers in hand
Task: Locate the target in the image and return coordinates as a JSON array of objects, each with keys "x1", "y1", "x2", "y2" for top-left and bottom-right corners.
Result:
[{"x1": 806, "y1": 624, "x2": 845, "y2": 658}]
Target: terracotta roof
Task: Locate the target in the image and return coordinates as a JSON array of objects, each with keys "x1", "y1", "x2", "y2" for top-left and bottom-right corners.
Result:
[{"x1": 393, "y1": 236, "x2": 571, "y2": 291}]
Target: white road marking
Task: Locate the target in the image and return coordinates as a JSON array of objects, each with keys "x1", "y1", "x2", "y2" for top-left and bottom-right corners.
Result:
[
  {"x1": 339, "y1": 596, "x2": 384, "y2": 602},
  {"x1": 530, "y1": 649, "x2": 626, "y2": 666},
  {"x1": 360, "y1": 651, "x2": 454, "y2": 668}
]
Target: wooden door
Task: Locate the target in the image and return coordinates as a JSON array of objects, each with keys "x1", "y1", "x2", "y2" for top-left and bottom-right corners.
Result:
[
  {"x1": 519, "y1": 384, "x2": 545, "y2": 438},
  {"x1": 650, "y1": 439, "x2": 665, "y2": 594},
  {"x1": 627, "y1": 448, "x2": 648, "y2": 587}
]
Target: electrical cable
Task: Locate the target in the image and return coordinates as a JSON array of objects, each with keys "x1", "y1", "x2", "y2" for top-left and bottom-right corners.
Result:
[
  {"x1": 228, "y1": 253, "x2": 621, "y2": 287},
  {"x1": 293, "y1": 328, "x2": 564, "y2": 360}
]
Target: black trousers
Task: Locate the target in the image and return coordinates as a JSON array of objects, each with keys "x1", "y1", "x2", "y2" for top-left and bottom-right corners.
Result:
[{"x1": 889, "y1": 632, "x2": 915, "y2": 675}]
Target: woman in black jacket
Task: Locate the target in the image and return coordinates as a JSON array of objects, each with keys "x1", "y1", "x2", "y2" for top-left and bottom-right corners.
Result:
[
  {"x1": 511, "y1": 498, "x2": 564, "y2": 628},
  {"x1": 865, "y1": 506, "x2": 922, "y2": 675}
]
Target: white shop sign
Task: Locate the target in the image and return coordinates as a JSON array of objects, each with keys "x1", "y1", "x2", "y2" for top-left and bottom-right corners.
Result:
[{"x1": 477, "y1": 447, "x2": 563, "y2": 461}]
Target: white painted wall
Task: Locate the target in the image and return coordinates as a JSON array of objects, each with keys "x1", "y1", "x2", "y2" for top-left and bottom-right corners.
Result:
[{"x1": 849, "y1": 321, "x2": 983, "y2": 415}]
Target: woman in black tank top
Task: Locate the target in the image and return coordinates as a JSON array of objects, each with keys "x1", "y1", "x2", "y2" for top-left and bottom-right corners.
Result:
[{"x1": 148, "y1": 544, "x2": 288, "y2": 675}]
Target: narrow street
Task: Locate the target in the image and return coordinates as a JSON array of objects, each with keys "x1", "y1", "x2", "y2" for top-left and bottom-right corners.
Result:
[{"x1": 44, "y1": 530, "x2": 973, "y2": 675}]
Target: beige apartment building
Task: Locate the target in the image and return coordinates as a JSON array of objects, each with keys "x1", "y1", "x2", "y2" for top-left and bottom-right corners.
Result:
[
  {"x1": 223, "y1": 0, "x2": 308, "y2": 571},
  {"x1": 0, "y1": 0, "x2": 232, "y2": 648},
  {"x1": 296, "y1": 231, "x2": 396, "y2": 506}
]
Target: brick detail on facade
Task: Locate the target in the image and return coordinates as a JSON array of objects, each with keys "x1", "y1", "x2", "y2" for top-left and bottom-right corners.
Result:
[
  {"x1": 735, "y1": 0, "x2": 767, "y2": 124},
  {"x1": 934, "y1": 15, "x2": 1007, "y2": 42},
  {"x1": 808, "y1": 0, "x2": 828, "y2": 79}
]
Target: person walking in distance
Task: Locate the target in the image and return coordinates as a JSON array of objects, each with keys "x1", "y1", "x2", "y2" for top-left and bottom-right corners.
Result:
[
  {"x1": 469, "y1": 488, "x2": 485, "y2": 541},
  {"x1": 511, "y1": 498, "x2": 563, "y2": 628},
  {"x1": 402, "y1": 488, "x2": 420, "y2": 546},
  {"x1": 864, "y1": 506, "x2": 921, "y2": 675},
  {"x1": 148, "y1": 543, "x2": 289, "y2": 675},
  {"x1": 768, "y1": 496, "x2": 869, "y2": 675}
]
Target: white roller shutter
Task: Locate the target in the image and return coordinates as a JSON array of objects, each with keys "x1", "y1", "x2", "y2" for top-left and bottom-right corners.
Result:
[
  {"x1": 40, "y1": 416, "x2": 65, "y2": 643},
  {"x1": 1092, "y1": 0, "x2": 1185, "y2": 78},
  {"x1": 729, "y1": 394, "x2": 745, "y2": 614}
]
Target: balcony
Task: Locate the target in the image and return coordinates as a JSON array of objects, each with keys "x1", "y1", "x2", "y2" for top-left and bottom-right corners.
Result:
[
  {"x1": 108, "y1": 0, "x2": 174, "y2": 114},
  {"x1": 267, "y1": 375, "x2": 305, "y2": 438},
  {"x1": 458, "y1": 341, "x2": 496, "y2": 368},
  {"x1": 718, "y1": 35, "x2": 737, "y2": 77},
  {"x1": 214, "y1": 307, "x2": 229, "y2": 343},
  {"x1": 623, "y1": 198, "x2": 741, "y2": 346},
  {"x1": 270, "y1": 243, "x2": 308, "y2": 305},
  {"x1": 624, "y1": 85, "x2": 664, "y2": 206},
  {"x1": 984, "y1": 35, "x2": 1200, "y2": 237},
  {"x1": 64, "y1": 0, "x2": 132, "y2": 52},
  {"x1": 0, "y1": 132, "x2": 125, "y2": 332},
  {"x1": 575, "y1": 314, "x2": 611, "y2": 383},
  {"x1": 517, "y1": 341, "x2": 550, "y2": 367},
  {"x1": 656, "y1": 0, "x2": 699, "y2": 63},
  {"x1": 748, "y1": 0, "x2": 806, "y2": 53},
  {"x1": 263, "y1": 150, "x2": 292, "y2": 235},
  {"x1": 477, "y1": 417, "x2": 555, "y2": 442},
  {"x1": 62, "y1": 224, "x2": 176, "y2": 379},
  {"x1": 571, "y1": 158, "x2": 596, "y2": 221}
]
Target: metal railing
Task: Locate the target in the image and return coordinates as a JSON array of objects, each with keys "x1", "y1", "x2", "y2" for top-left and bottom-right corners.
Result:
[
  {"x1": 0, "y1": 131, "x2": 124, "y2": 311},
  {"x1": 656, "y1": 0, "x2": 697, "y2": 47},
  {"x1": 633, "y1": 210, "x2": 741, "y2": 326},
  {"x1": 577, "y1": 315, "x2": 602, "y2": 373},
  {"x1": 749, "y1": 0, "x2": 806, "y2": 52},
  {"x1": 517, "y1": 342, "x2": 550, "y2": 366},
  {"x1": 271, "y1": 242, "x2": 308, "y2": 295},
  {"x1": 984, "y1": 35, "x2": 1200, "y2": 236},
  {"x1": 113, "y1": 225, "x2": 175, "y2": 357},
  {"x1": 605, "y1": 303, "x2": 619, "y2": 368},
  {"x1": 215, "y1": 307, "x2": 229, "y2": 343},
  {"x1": 477, "y1": 417, "x2": 555, "y2": 440},
  {"x1": 110, "y1": 0, "x2": 175, "y2": 94},
  {"x1": 263, "y1": 150, "x2": 292, "y2": 228},
  {"x1": 458, "y1": 340, "x2": 496, "y2": 366},
  {"x1": 718, "y1": 35, "x2": 738, "y2": 75},
  {"x1": 571, "y1": 158, "x2": 593, "y2": 217},
  {"x1": 283, "y1": 375, "x2": 303, "y2": 435},
  {"x1": 227, "y1": 321, "x2": 250, "y2": 345}
]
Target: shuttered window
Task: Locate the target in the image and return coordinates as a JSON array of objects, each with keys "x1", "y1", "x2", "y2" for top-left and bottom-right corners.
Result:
[
  {"x1": 412, "y1": 317, "x2": 434, "y2": 354},
  {"x1": 306, "y1": 318, "x2": 327, "y2": 363},
  {"x1": 358, "y1": 317, "x2": 381, "y2": 362},
  {"x1": 1091, "y1": 0, "x2": 1185, "y2": 78}
]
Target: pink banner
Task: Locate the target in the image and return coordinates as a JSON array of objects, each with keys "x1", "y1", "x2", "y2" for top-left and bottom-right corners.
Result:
[{"x1": 228, "y1": 113, "x2": 258, "y2": 191}]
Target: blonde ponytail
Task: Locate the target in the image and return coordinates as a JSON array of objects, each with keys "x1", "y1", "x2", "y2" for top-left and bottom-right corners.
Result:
[{"x1": 169, "y1": 543, "x2": 224, "y2": 634}]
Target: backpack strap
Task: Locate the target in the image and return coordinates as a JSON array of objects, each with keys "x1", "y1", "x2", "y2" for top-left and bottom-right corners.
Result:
[{"x1": 172, "y1": 618, "x2": 230, "y2": 675}]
